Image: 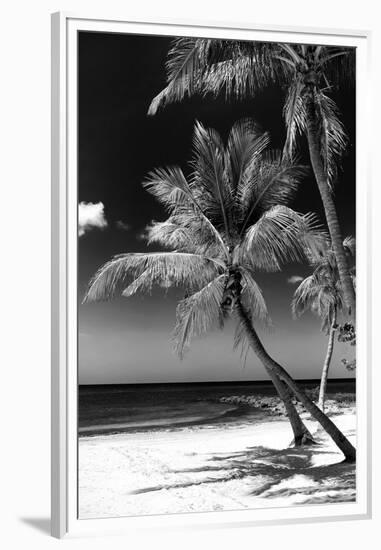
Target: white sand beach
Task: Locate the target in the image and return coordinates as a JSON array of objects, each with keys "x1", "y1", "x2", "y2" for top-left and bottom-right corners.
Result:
[{"x1": 78, "y1": 411, "x2": 356, "y2": 519}]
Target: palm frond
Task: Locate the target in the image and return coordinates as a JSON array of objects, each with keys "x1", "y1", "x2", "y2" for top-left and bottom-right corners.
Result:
[
  {"x1": 303, "y1": 232, "x2": 330, "y2": 266},
  {"x1": 241, "y1": 206, "x2": 323, "y2": 271},
  {"x1": 273, "y1": 54, "x2": 298, "y2": 69},
  {"x1": 313, "y1": 90, "x2": 348, "y2": 187},
  {"x1": 256, "y1": 158, "x2": 308, "y2": 212},
  {"x1": 172, "y1": 274, "x2": 226, "y2": 358},
  {"x1": 283, "y1": 76, "x2": 307, "y2": 158},
  {"x1": 238, "y1": 151, "x2": 308, "y2": 232},
  {"x1": 143, "y1": 165, "x2": 192, "y2": 212},
  {"x1": 225, "y1": 120, "x2": 271, "y2": 222},
  {"x1": 146, "y1": 216, "x2": 228, "y2": 258},
  {"x1": 292, "y1": 274, "x2": 320, "y2": 318},
  {"x1": 121, "y1": 269, "x2": 157, "y2": 296},
  {"x1": 143, "y1": 164, "x2": 230, "y2": 259},
  {"x1": 279, "y1": 43, "x2": 305, "y2": 66},
  {"x1": 300, "y1": 213, "x2": 330, "y2": 259},
  {"x1": 309, "y1": 235, "x2": 355, "y2": 270},
  {"x1": 316, "y1": 286, "x2": 336, "y2": 317},
  {"x1": 83, "y1": 252, "x2": 222, "y2": 303},
  {"x1": 148, "y1": 39, "x2": 289, "y2": 114},
  {"x1": 191, "y1": 121, "x2": 231, "y2": 235},
  {"x1": 292, "y1": 236, "x2": 351, "y2": 331},
  {"x1": 145, "y1": 219, "x2": 194, "y2": 250},
  {"x1": 225, "y1": 119, "x2": 269, "y2": 195},
  {"x1": 202, "y1": 42, "x2": 289, "y2": 99},
  {"x1": 148, "y1": 38, "x2": 209, "y2": 115},
  {"x1": 343, "y1": 235, "x2": 356, "y2": 257},
  {"x1": 202, "y1": 55, "x2": 268, "y2": 99},
  {"x1": 319, "y1": 47, "x2": 355, "y2": 89},
  {"x1": 239, "y1": 267, "x2": 271, "y2": 325}
]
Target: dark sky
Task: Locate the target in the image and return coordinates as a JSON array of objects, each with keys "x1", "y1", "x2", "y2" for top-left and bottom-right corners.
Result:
[{"x1": 78, "y1": 31, "x2": 356, "y2": 384}]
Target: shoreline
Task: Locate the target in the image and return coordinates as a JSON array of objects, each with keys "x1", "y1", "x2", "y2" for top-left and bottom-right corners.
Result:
[
  {"x1": 78, "y1": 403, "x2": 242, "y2": 437},
  {"x1": 79, "y1": 391, "x2": 355, "y2": 438}
]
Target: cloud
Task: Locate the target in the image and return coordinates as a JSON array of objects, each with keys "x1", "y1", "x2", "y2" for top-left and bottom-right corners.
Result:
[
  {"x1": 287, "y1": 275, "x2": 304, "y2": 284},
  {"x1": 137, "y1": 224, "x2": 151, "y2": 241},
  {"x1": 116, "y1": 220, "x2": 130, "y2": 231},
  {"x1": 78, "y1": 202, "x2": 108, "y2": 236}
]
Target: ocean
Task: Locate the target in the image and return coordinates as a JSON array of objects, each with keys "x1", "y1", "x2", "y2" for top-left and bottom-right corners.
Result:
[{"x1": 78, "y1": 379, "x2": 355, "y2": 437}]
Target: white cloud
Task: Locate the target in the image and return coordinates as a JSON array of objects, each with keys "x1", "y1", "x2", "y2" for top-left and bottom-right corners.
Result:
[
  {"x1": 78, "y1": 201, "x2": 108, "y2": 237},
  {"x1": 287, "y1": 275, "x2": 304, "y2": 284},
  {"x1": 116, "y1": 220, "x2": 130, "y2": 231}
]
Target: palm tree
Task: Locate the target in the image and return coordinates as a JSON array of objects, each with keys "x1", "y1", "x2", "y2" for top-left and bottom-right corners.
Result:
[
  {"x1": 292, "y1": 237, "x2": 355, "y2": 411},
  {"x1": 83, "y1": 120, "x2": 355, "y2": 461},
  {"x1": 148, "y1": 39, "x2": 356, "y2": 316}
]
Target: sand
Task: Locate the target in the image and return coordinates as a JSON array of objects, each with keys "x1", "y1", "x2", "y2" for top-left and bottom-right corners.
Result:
[{"x1": 78, "y1": 412, "x2": 356, "y2": 519}]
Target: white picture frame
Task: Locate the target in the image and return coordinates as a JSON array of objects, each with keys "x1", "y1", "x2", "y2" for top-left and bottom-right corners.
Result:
[{"x1": 51, "y1": 11, "x2": 372, "y2": 539}]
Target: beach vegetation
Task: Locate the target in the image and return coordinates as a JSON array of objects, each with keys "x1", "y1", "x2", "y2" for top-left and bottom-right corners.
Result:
[{"x1": 292, "y1": 237, "x2": 355, "y2": 410}]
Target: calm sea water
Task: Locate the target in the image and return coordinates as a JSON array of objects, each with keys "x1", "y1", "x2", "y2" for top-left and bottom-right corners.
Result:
[{"x1": 78, "y1": 379, "x2": 355, "y2": 437}]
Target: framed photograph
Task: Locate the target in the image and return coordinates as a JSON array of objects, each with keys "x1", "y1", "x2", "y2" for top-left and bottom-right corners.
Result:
[{"x1": 51, "y1": 12, "x2": 371, "y2": 539}]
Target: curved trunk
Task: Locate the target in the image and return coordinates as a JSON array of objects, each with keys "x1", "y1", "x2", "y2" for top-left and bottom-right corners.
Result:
[
  {"x1": 318, "y1": 308, "x2": 337, "y2": 412},
  {"x1": 225, "y1": 273, "x2": 313, "y2": 445},
  {"x1": 236, "y1": 299, "x2": 356, "y2": 462},
  {"x1": 305, "y1": 95, "x2": 356, "y2": 318},
  {"x1": 262, "y1": 360, "x2": 314, "y2": 446}
]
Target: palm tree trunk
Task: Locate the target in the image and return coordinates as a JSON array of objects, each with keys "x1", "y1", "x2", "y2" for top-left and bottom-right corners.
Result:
[
  {"x1": 267, "y1": 369, "x2": 315, "y2": 446},
  {"x1": 235, "y1": 298, "x2": 356, "y2": 462},
  {"x1": 318, "y1": 308, "x2": 337, "y2": 412},
  {"x1": 226, "y1": 274, "x2": 313, "y2": 445},
  {"x1": 305, "y1": 95, "x2": 356, "y2": 317}
]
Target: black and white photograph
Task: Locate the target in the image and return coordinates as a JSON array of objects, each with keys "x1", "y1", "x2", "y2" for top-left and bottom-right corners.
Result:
[{"x1": 78, "y1": 31, "x2": 357, "y2": 520}]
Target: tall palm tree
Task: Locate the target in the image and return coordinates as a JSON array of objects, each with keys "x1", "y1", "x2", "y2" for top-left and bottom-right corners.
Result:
[
  {"x1": 292, "y1": 237, "x2": 355, "y2": 411},
  {"x1": 148, "y1": 38, "x2": 356, "y2": 316},
  {"x1": 83, "y1": 120, "x2": 355, "y2": 461}
]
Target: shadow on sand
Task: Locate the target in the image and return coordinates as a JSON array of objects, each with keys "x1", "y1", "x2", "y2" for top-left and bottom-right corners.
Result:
[{"x1": 131, "y1": 445, "x2": 356, "y2": 505}]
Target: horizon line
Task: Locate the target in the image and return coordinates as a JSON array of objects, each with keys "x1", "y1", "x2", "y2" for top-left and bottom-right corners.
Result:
[{"x1": 79, "y1": 377, "x2": 355, "y2": 388}]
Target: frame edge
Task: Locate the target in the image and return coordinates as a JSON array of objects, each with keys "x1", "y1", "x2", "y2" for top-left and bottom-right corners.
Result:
[
  {"x1": 55, "y1": 10, "x2": 371, "y2": 39},
  {"x1": 51, "y1": 11, "x2": 68, "y2": 539}
]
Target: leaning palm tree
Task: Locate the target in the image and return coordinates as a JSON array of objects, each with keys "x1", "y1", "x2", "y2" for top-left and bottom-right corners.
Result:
[
  {"x1": 84, "y1": 120, "x2": 355, "y2": 461},
  {"x1": 148, "y1": 39, "x2": 356, "y2": 316},
  {"x1": 292, "y1": 237, "x2": 355, "y2": 411}
]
